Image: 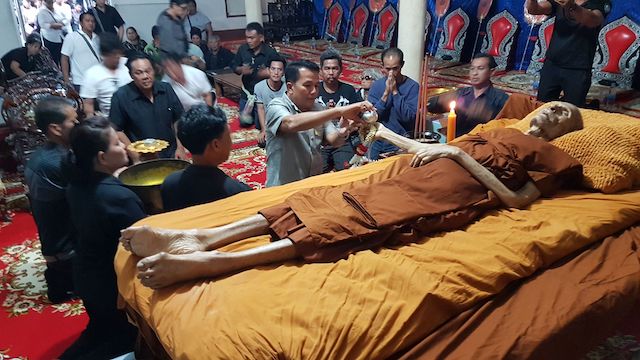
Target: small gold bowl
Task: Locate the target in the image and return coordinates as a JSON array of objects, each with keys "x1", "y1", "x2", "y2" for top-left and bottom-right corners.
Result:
[{"x1": 127, "y1": 139, "x2": 169, "y2": 154}]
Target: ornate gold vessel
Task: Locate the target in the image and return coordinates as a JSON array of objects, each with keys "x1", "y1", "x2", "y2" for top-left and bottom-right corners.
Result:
[{"x1": 118, "y1": 159, "x2": 190, "y2": 214}]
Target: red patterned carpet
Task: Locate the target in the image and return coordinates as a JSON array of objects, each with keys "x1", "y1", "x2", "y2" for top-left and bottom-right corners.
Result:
[
  {"x1": 1, "y1": 98, "x2": 639, "y2": 359},
  {"x1": 216, "y1": 97, "x2": 266, "y2": 189},
  {"x1": 0, "y1": 212, "x2": 88, "y2": 359}
]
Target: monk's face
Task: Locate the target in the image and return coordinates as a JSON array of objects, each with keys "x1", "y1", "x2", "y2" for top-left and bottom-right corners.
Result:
[{"x1": 525, "y1": 102, "x2": 583, "y2": 141}]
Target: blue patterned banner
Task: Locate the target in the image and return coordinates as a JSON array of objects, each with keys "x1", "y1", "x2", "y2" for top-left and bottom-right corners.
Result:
[{"x1": 312, "y1": 0, "x2": 640, "y2": 71}]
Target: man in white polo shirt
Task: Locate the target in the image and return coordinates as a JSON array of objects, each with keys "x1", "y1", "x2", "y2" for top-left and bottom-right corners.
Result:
[
  {"x1": 61, "y1": 12, "x2": 101, "y2": 92},
  {"x1": 163, "y1": 53, "x2": 213, "y2": 111},
  {"x1": 81, "y1": 33, "x2": 131, "y2": 117}
]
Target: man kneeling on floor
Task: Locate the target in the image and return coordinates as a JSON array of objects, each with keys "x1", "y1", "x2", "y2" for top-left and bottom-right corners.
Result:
[
  {"x1": 161, "y1": 105, "x2": 252, "y2": 211},
  {"x1": 122, "y1": 102, "x2": 584, "y2": 289}
]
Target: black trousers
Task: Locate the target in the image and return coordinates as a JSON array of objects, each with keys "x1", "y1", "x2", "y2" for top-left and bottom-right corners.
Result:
[
  {"x1": 44, "y1": 258, "x2": 75, "y2": 302},
  {"x1": 537, "y1": 61, "x2": 592, "y2": 107},
  {"x1": 44, "y1": 39, "x2": 63, "y2": 66}
]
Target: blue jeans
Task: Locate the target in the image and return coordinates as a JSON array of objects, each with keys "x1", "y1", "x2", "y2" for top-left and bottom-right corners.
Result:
[{"x1": 239, "y1": 97, "x2": 260, "y2": 129}]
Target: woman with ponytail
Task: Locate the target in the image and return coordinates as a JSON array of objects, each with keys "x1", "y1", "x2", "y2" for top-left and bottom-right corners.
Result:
[{"x1": 61, "y1": 116, "x2": 146, "y2": 359}]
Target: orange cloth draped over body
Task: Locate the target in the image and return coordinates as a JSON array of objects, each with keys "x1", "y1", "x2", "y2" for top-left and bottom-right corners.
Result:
[{"x1": 260, "y1": 128, "x2": 582, "y2": 262}]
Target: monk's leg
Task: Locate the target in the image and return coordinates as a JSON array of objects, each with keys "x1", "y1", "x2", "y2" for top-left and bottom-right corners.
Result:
[
  {"x1": 136, "y1": 239, "x2": 297, "y2": 288},
  {"x1": 120, "y1": 214, "x2": 270, "y2": 257}
]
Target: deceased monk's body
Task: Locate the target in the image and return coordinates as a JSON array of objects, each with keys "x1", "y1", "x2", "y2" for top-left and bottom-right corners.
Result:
[{"x1": 120, "y1": 102, "x2": 584, "y2": 289}]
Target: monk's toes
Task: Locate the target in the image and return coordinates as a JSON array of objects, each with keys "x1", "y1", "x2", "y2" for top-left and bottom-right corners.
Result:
[{"x1": 137, "y1": 252, "x2": 165, "y2": 270}]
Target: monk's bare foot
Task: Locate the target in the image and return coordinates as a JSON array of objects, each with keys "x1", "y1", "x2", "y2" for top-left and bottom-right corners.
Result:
[
  {"x1": 136, "y1": 251, "x2": 228, "y2": 289},
  {"x1": 120, "y1": 226, "x2": 205, "y2": 257}
]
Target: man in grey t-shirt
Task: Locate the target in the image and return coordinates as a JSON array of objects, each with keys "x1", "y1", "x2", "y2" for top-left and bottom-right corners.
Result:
[
  {"x1": 254, "y1": 54, "x2": 286, "y2": 147},
  {"x1": 156, "y1": 0, "x2": 189, "y2": 58},
  {"x1": 265, "y1": 61, "x2": 373, "y2": 187}
]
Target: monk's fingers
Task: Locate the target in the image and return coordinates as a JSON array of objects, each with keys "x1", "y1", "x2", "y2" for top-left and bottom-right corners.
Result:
[
  {"x1": 414, "y1": 154, "x2": 437, "y2": 167},
  {"x1": 410, "y1": 154, "x2": 421, "y2": 167},
  {"x1": 420, "y1": 155, "x2": 434, "y2": 166}
]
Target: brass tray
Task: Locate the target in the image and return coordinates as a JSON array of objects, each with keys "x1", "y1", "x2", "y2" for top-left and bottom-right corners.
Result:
[{"x1": 127, "y1": 139, "x2": 169, "y2": 154}]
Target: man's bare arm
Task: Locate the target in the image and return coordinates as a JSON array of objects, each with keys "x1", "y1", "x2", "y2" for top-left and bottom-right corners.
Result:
[
  {"x1": 256, "y1": 103, "x2": 267, "y2": 141},
  {"x1": 9, "y1": 60, "x2": 26, "y2": 78},
  {"x1": 325, "y1": 126, "x2": 348, "y2": 147},
  {"x1": 203, "y1": 92, "x2": 213, "y2": 107},
  {"x1": 83, "y1": 98, "x2": 95, "y2": 117},
  {"x1": 61, "y1": 55, "x2": 71, "y2": 84},
  {"x1": 205, "y1": 23, "x2": 214, "y2": 40},
  {"x1": 279, "y1": 102, "x2": 371, "y2": 134},
  {"x1": 526, "y1": 0, "x2": 553, "y2": 15}
]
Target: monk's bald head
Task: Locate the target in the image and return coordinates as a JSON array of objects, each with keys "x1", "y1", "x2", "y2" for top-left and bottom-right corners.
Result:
[{"x1": 525, "y1": 102, "x2": 583, "y2": 141}]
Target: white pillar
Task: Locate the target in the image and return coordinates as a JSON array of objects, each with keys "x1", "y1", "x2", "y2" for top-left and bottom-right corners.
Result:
[
  {"x1": 245, "y1": 0, "x2": 262, "y2": 25},
  {"x1": 397, "y1": 0, "x2": 426, "y2": 82},
  {"x1": 0, "y1": 1, "x2": 22, "y2": 56}
]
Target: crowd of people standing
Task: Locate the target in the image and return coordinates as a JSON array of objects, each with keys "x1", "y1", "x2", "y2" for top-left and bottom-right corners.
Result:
[{"x1": 2, "y1": 0, "x2": 611, "y2": 358}]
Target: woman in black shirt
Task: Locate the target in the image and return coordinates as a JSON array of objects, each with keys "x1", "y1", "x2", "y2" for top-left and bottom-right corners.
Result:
[
  {"x1": 61, "y1": 117, "x2": 146, "y2": 359},
  {"x1": 122, "y1": 26, "x2": 148, "y2": 55}
]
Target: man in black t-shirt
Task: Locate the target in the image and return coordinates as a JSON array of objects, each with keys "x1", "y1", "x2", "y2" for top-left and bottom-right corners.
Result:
[
  {"x1": 25, "y1": 96, "x2": 79, "y2": 303},
  {"x1": 231, "y1": 22, "x2": 278, "y2": 129},
  {"x1": 92, "y1": 0, "x2": 125, "y2": 39},
  {"x1": 1, "y1": 34, "x2": 42, "y2": 80},
  {"x1": 526, "y1": 0, "x2": 609, "y2": 107},
  {"x1": 316, "y1": 50, "x2": 363, "y2": 172},
  {"x1": 161, "y1": 105, "x2": 251, "y2": 212}
]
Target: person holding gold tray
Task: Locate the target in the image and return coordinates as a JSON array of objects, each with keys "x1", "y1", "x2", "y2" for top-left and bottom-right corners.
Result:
[{"x1": 127, "y1": 138, "x2": 170, "y2": 162}]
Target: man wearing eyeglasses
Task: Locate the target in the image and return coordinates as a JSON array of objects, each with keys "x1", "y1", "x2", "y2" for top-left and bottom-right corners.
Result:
[
  {"x1": 367, "y1": 47, "x2": 419, "y2": 160},
  {"x1": 156, "y1": 0, "x2": 190, "y2": 59},
  {"x1": 254, "y1": 54, "x2": 287, "y2": 147}
]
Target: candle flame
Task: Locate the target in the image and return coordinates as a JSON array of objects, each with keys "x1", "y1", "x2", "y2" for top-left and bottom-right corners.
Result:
[{"x1": 449, "y1": 101, "x2": 456, "y2": 111}]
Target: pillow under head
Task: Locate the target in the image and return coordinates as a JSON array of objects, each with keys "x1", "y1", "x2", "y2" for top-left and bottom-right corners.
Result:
[{"x1": 509, "y1": 103, "x2": 640, "y2": 194}]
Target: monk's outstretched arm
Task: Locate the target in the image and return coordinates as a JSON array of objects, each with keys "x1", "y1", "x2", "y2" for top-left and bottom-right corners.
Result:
[{"x1": 374, "y1": 124, "x2": 541, "y2": 209}]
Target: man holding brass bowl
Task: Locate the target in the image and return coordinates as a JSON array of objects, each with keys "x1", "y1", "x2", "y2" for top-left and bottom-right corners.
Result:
[{"x1": 109, "y1": 53, "x2": 186, "y2": 162}]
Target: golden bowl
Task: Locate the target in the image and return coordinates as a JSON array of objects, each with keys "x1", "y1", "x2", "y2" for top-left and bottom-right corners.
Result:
[
  {"x1": 127, "y1": 139, "x2": 169, "y2": 154},
  {"x1": 118, "y1": 159, "x2": 190, "y2": 213}
]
